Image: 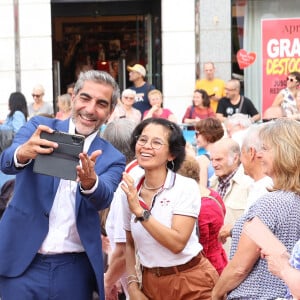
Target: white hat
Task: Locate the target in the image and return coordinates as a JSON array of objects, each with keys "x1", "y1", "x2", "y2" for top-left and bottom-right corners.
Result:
[{"x1": 127, "y1": 64, "x2": 146, "y2": 77}]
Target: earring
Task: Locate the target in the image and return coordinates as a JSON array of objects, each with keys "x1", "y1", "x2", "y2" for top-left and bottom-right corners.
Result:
[{"x1": 168, "y1": 160, "x2": 175, "y2": 171}]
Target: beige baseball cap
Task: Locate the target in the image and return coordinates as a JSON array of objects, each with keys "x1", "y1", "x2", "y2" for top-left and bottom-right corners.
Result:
[{"x1": 127, "y1": 64, "x2": 146, "y2": 77}]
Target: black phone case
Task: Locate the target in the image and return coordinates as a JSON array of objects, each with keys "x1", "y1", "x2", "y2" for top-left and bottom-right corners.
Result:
[{"x1": 33, "y1": 131, "x2": 85, "y2": 180}]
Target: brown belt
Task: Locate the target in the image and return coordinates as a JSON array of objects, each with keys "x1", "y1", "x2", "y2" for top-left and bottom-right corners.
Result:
[{"x1": 142, "y1": 252, "x2": 202, "y2": 277}]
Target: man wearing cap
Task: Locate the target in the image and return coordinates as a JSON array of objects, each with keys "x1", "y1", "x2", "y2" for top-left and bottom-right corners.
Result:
[{"x1": 127, "y1": 64, "x2": 155, "y2": 116}]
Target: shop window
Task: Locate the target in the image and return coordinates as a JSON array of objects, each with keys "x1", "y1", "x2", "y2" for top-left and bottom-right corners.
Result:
[
  {"x1": 52, "y1": 16, "x2": 149, "y2": 91},
  {"x1": 232, "y1": 0, "x2": 300, "y2": 112}
]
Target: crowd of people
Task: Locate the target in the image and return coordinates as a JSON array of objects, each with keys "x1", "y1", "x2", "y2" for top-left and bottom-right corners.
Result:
[{"x1": 0, "y1": 63, "x2": 300, "y2": 300}]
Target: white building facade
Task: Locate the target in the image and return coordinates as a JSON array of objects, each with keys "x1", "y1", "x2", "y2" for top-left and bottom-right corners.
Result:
[
  {"x1": 0, "y1": 0, "x2": 232, "y2": 121},
  {"x1": 1, "y1": 0, "x2": 298, "y2": 121}
]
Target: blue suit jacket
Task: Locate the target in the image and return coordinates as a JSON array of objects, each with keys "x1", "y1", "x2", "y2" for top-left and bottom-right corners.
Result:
[{"x1": 0, "y1": 116, "x2": 126, "y2": 300}]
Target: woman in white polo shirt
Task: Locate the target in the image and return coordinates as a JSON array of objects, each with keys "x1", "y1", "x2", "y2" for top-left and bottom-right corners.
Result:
[{"x1": 121, "y1": 118, "x2": 218, "y2": 300}]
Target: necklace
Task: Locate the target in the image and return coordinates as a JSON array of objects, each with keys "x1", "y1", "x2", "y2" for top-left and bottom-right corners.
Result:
[{"x1": 142, "y1": 180, "x2": 163, "y2": 190}]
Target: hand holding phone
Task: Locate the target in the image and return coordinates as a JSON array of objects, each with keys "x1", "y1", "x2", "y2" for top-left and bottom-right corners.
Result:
[{"x1": 33, "y1": 131, "x2": 85, "y2": 180}]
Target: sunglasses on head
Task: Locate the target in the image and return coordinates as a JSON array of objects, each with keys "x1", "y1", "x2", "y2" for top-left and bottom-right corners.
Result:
[{"x1": 286, "y1": 77, "x2": 298, "y2": 82}]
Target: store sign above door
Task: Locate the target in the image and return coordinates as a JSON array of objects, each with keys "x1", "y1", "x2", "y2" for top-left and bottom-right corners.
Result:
[{"x1": 237, "y1": 49, "x2": 257, "y2": 69}]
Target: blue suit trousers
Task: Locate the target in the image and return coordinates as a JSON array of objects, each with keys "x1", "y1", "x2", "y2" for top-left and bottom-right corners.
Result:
[{"x1": 0, "y1": 252, "x2": 97, "y2": 300}]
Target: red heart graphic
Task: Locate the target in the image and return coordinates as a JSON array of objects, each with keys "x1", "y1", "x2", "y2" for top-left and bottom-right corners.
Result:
[{"x1": 237, "y1": 49, "x2": 256, "y2": 69}]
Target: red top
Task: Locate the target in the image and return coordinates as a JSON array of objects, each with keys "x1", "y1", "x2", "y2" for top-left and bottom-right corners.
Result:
[
  {"x1": 143, "y1": 108, "x2": 173, "y2": 120},
  {"x1": 182, "y1": 105, "x2": 215, "y2": 122},
  {"x1": 198, "y1": 189, "x2": 227, "y2": 274}
]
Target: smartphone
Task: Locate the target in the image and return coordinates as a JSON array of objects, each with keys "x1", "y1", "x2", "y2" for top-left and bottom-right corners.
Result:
[{"x1": 33, "y1": 131, "x2": 85, "y2": 180}]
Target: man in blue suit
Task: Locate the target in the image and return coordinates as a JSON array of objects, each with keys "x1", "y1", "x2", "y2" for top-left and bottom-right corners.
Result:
[{"x1": 0, "y1": 70, "x2": 126, "y2": 300}]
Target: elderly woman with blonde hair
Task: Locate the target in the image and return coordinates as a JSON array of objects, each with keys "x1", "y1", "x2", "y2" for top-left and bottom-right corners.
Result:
[
  {"x1": 28, "y1": 84, "x2": 53, "y2": 118},
  {"x1": 212, "y1": 118, "x2": 300, "y2": 300}
]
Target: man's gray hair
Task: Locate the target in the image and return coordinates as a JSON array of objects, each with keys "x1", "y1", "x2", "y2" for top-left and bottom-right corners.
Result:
[
  {"x1": 74, "y1": 70, "x2": 120, "y2": 110},
  {"x1": 101, "y1": 118, "x2": 137, "y2": 163},
  {"x1": 213, "y1": 138, "x2": 240, "y2": 167},
  {"x1": 227, "y1": 139, "x2": 241, "y2": 166},
  {"x1": 242, "y1": 124, "x2": 264, "y2": 152},
  {"x1": 226, "y1": 113, "x2": 252, "y2": 129}
]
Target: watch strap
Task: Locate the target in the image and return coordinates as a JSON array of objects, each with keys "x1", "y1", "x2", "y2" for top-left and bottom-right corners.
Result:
[{"x1": 134, "y1": 209, "x2": 151, "y2": 222}]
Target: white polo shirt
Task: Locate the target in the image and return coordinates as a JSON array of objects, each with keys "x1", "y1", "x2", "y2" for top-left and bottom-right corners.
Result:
[{"x1": 123, "y1": 169, "x2": 202, "y2": 268}]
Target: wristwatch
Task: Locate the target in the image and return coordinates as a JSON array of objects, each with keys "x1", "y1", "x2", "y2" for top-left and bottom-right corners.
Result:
[{"x1": 134, "y1": 209, "x2": 151, "y2": 223}]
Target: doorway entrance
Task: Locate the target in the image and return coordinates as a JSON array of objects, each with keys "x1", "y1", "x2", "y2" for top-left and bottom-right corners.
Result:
[{"x1": 51, "y1": 0, "x2": 161, "y2": 98}]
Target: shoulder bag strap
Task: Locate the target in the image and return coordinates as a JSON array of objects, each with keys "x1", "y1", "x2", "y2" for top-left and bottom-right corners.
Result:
[
  {"x1": 189, "y1": 106, "x2": 195, "y2": 119},
  {"x1": 238, "y1": 95, "x2": 244, "y2": 113},
  {"x1": 205, "y1": 195, "x2": 225, "y2": 217}
]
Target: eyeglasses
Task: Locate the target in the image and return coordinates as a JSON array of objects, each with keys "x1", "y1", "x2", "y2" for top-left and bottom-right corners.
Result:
[
  {"x1": 136, "y1": 135, "x2": 166, "y2": 150},
  {"x1": 32, "y1": 94, "x2": 42, "y2": 98},
  {"x1": 287, "y1": 77, "x2": 298, "y2": 82}
]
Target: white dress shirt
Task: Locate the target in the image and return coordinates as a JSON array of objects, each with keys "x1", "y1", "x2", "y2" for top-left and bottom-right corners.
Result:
[{"x1": 38, "y1": 120, "x2": 98, "y2": 254}]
